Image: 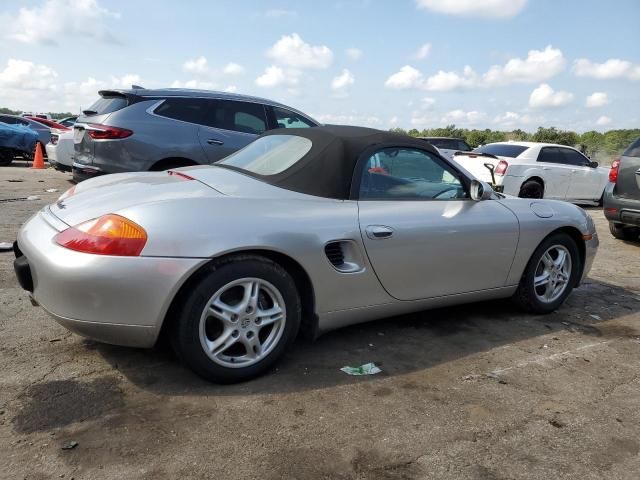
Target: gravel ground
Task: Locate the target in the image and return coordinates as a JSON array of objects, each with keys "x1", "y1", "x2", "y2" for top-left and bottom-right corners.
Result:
[{"x1": 1, "y1": 164, "x2": 639, "y2": 480}]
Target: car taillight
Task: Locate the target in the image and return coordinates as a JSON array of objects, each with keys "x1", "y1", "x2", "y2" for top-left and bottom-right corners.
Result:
[
  {"x1": 54, "y1": 214, "x2": 147, "y2": 256},
  {"x1": 494, "y1": 160, "x2": 509, "y2": 176},
  {"x1": 609, "y1": 158, "x2": 620, "y2": 183},
  {"x1": 86, "y1": 123, "x2": 133, "y2": 140}
]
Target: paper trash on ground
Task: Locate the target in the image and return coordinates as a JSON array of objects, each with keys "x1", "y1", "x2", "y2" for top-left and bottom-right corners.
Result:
[{"x1": 340, "y1": 362, "x2": 381, "y2": 375}]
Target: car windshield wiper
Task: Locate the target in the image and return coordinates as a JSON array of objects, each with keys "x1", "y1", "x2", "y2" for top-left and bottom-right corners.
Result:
[{"x1": 82, "y1": 109, "x2": 98, "y2": 116}]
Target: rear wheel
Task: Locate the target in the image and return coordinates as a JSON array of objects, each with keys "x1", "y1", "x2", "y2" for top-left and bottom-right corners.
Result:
[
  {"x1": 172, "y1": 256, "x2": 301, "y2": 383},
  {"x1": 518, "y1": 179, "x2": 544, "y2": 199},
  {"x1": 513, "y1": 233, "x2": 580, "y2": 314},
  {"x1": 609, "y1": 222, "x2": 640, "y2": 241}
]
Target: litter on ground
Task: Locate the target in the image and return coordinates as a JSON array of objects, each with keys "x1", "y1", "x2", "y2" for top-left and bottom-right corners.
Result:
[{"x1": 340, "y1": 363, "x2": 381, "y2": 376}]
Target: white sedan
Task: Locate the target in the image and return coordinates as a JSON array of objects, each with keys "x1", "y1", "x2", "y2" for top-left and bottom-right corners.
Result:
[
  {"x1": 45, "y1": 130, "x2": 74, "y2": 172},
  {"x1": 454, "y1": 141, "x2": 609, "y2": 204}
]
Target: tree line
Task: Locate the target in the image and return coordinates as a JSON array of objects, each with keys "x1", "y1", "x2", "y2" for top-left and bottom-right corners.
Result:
[{"x1": 390, "y1": 125, "x2": 640, "y2": 164}]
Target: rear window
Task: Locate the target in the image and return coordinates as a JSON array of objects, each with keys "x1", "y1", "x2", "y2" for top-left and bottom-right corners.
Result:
[
  {"x1": 425, "y1": 138, "x2": 471, "y2": 151},
  {"x1": 85, "y1": 96, "x2": 129, "y2": 116},
  {"x1": 475, "y1": 144, "x2": 529, "y2": 158},
  {"x1": 623, "y1": 137, "x2": 640, "y2": 158},
  {"x1": 218, "y1": 135, "x2": 312, "y2": 175}
]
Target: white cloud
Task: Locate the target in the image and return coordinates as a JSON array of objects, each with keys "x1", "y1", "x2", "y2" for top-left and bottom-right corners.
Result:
[
  {"x1": 313, "y1": 113, "x2": 382, "y2": 127},
  {"x1": 482, "y1": 45, "x2": 565, "y2": 86},
  {"x1": 345, "y1": 48, "x2": 363, "y2": 61},
  {"x1": 492, "y1": 111, "x2": 538, "y2": 128},
  {"x1": 585, "y1": 92, "x2": 609, "y2": 108},
  {"x1": 573, "y1": 58, "x2": 640, "y2": 80},
  {"x1": 267, "y1": 33, "x2": 333, "y2": 69},
  {"x1": 385, "y1": 65, "x2": 424, "y2": 89},
  {"x1": 389, "y1": 116, "x2": 399, "y2": 125},
  {"x1": 170, "y1": 79, "x2": 216, "y2": 90},
  {"x1": 441, "y1": 109, "x2": 486, "y2": 125},
  {"x1": 386, "y1": 46, "x2": 564, "y2": 92},
  {"x1": 416, "y1": 0, "x2": 527, "y2": 18},
  {"x1": 420, "y1": 97, "x2": 436, "y2": 109},
  {"x1": 331, "y1": 69, "x2": 355, "y2": 90},
  {"x1": 224, "y1": 85, "x2": 238, "y2": 93},
  {"x1": 0, "y1": 59, "x2": 58, "y2": 90},
  {"x1": 223, "y1": 62, "x2": 245, "y2": 75},
  {"x1": 255, "y1": 65, "x2": 300, "y2": 88},
  {"x1": 264, "y1": 9, "x2": 296, "y2": 18},
  {"x1": 183, "y1": 56, "x2": 209, "y2": 74},
  {"x1": 423, "y1": 66, "x2": 478, "y2": 91},
  {"x1": 596, "y1": 115, "x2": 612, "y2": 126},
  {"x1": 413, "y1": 43, "x2": 432, "y2": 60},
  {"x1": 4, "y1": 0, "x2": 120, "y2": 45},
  {"x1": 528, "y1": 84, "x2": 573, "y2": 108}
]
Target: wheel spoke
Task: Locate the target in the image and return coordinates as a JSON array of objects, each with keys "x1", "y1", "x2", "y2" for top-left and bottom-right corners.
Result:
[
  {"x1": 553, "y1": 249, "x2": 567, "y2": 269},
  {"x1": 534, "y1": 272, "x2": 550, "y2": 287},
  {"x1": 256, "y1": 305, "x2": 284, "y2": 326},
  {"x1": 242, "y1": 334, "x2": 262, "y2": 359},
  {"x1": 209, "y1": 300, "x2": 239, "y2": 325},
  {"x1": 209, "y1": 329, "x2": 237, "y2": 356},
  {"x1": 542, "y1": 252, "x2": 554, "y2": 269}
]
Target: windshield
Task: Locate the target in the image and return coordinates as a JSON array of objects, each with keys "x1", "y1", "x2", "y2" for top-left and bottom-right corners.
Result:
[
  {"x1": 218, "y1": 135, "x2": 312, "y2": 175},
  {"x1": 84, "y1": 96, "x2": 128, "y2": 116},
  {"x1": 474, "y1": 144, "x2": 529, "y2": 158}
]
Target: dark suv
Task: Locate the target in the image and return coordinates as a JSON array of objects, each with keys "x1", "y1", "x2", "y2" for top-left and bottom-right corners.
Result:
[
  {"x1": 603, "y1": 137, "x2": 640, "y2": 240},
  {"x1": 72, "y1": 88, "x2": 319, "y2": 182}
]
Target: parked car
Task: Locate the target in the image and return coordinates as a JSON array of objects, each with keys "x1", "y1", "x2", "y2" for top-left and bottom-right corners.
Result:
[
  {"x1": 0, "y1": 122, "x2": 38, "y2": 166},
  {"x1": 21, "y1": 112, "x2": 52, "y2": 120},
  {"x1": 603, "y1": 137, "x2": 640, "y2": 240},
  {"x1": 0, "y1": 114, "x2": 53, "y2": 146},
  {"x1": 56, "y1": 116, "x2": 77, "y2": 128},
  {"x1": 419, "y1": 136, "x2": 472, "y2": 161},
  {"x1": 26, "y1": 116, "x2": 70, "y2": 131},
  {"x1": 14, "y1": 126, "x2": 598, "y2": 383},
  {"x1": 46, "y1": 130, "x2": 74, "y2": 172},
  {"x1": 453, "y1": 141, "x2": 609, "y2": 203},
  {"x1": 72, "y1": 88, "x2": 319, "y2": 182}
]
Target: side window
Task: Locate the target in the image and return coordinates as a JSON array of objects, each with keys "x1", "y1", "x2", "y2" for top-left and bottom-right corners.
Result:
[
  {"x1": 538, "y1": 147, "x2": 564, "y2": 164},
  {"x1": 202, "y1": 100, "x2": 267, "y2": 134},
  {"x1": 359, "y1": 148, "x2": 466, "y2": 200},
  {"x1": 0, "y1": 116, "x2": 16, "y2": 124},
  {"x1": 273, "y1": 107, "x2": 316, "y2": 129},
  {"x1": 560, "y1": 148, "x2": 590, "y2": 166},
  {"x1": 153, "y1": 98, "x2": 205, "y2": 124}
]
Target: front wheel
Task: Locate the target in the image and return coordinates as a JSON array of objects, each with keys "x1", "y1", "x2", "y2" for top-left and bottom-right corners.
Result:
[
  {"x1": 172, "y1": 256, "x2": 301, "y2": 383},
  {"x1": 513, "y1": 233, "x2": 580, "y2": 314}
]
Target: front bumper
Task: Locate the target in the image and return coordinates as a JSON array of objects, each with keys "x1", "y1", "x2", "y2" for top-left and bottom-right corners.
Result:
[{"x1": 14, "y1": 207, "x2": 205, "y2": 347}]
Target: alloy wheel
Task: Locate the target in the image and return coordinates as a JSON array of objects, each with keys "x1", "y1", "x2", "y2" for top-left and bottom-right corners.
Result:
[
  {"x1": 533, "y1": 245, "x2": 572, "y2": 303},
  {"x1": 199, "y1": 277, "x2": 286, "y2": 368}
]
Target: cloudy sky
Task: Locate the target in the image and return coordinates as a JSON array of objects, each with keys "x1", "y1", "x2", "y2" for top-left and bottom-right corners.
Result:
[{"x1": 0, "y1": 0, "x2": 638, "y2": 132}]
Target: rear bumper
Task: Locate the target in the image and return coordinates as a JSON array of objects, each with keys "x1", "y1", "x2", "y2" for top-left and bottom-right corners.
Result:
[
  {"x1": 72, "y1": 162, "x2": 104, "y2": 182},
  {"x1": 603, "y1": 182, "x2": 640, "y2": 226},
  {"x1": 14, "y1": 207, "x2": 205, "y2": 348}
]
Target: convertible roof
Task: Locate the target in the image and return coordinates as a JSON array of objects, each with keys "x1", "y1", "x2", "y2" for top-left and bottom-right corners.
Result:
[{"x1": 254, "y1": 125, "x2": 440, "y2": 199}]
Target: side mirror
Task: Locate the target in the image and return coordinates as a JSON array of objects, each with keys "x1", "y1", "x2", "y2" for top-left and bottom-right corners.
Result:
[
  {"x1": 589, "y1": 161, "x2": 599, "y2": 168},
  {"x1": 470, "y1": 180, "x2": 494, "y2": 201}
]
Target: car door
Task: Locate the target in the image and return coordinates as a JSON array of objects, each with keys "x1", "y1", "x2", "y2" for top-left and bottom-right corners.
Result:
[
  {"x1": 198, "y1": 100, "x2": 268, "y2": 163},
  {"x1": 561, "y1": 148, "x2": 603, "y2": 201},
  {"x1": 535, "y1": 147, "x2": 572, "y2": 199},
  {"x1": 357, "y1": 146, "x2": 520, "y2": 301}
]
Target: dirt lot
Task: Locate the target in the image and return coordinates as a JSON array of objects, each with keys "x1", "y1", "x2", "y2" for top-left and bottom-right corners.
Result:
[{"x1": 1, "y1": 164, "x2": 639, "y2": 480}]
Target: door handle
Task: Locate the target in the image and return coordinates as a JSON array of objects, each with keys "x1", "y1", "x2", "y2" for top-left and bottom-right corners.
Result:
[
  {"x1": 207, "y1": 138, "x2": 224, "y2": 145},
  {"x1": 365, "y1": 225, "x2": 394, "y2": 240}
]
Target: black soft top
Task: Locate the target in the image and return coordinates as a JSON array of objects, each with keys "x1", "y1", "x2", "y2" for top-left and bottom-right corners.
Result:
[{"x1": 249, "y1": 125, "x2": 441, "y2": 199}]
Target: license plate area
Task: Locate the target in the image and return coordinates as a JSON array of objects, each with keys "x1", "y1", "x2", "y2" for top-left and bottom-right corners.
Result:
[{"x1": 73, "y1": 127, "x2": 84, "y2": 144}]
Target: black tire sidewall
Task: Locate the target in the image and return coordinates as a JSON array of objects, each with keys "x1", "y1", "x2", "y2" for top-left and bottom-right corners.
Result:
[
  {"x1": 515, "y1": 233, "x2": 581, "y2": 314},
  {"x1": 519, "y1": 180, "x2": 543, "y2": 199},
  {"x1": 175, "y1": 257, "x2": 301, "y2": 383}
]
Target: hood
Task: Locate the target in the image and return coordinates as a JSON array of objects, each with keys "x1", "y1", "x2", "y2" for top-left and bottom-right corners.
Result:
[{"x1": 50, "y1": 170, "x2": 221, "y2": 226}]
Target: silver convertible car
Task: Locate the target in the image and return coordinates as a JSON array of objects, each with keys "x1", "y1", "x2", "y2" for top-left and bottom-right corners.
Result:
[{"x1": 14, "y1": 126, "x2": 598, "y2": 383}]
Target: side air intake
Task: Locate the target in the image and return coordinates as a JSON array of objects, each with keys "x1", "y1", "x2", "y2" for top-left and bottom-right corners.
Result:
[{"x1": 324, "y1": 242, "x2": 345, "y2": 267}]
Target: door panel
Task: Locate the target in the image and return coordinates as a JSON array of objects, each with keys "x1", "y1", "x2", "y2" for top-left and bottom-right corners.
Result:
[
  {"x1": 561, "y1": 148, "x2": 602, "y2": 200},
  {"x1": 197, "y1": 126, "x2": 252, "y2": 163},
  {"x1": 358, "y1": 200, "x2": 519, "y2": 300},
  {"x1": 536, "y1": 147, "x2": 571, "y2": 199}
]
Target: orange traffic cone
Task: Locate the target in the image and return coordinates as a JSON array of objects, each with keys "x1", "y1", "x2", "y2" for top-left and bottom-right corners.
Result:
[{"x1": 32, "y1": 142, "x2": 45, "y2": 169}]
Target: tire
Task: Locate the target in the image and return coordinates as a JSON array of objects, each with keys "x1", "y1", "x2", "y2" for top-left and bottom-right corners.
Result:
[
  {"x1": 0, "y1": 150, "x2": 13, "y2": 166},
  {"x1": 513, "y1": 233, "x2": 580, "y2": 314},
  {"x1": 609, "y1": 222, "x2": 640, "y2": 241},
  {"x1": 518, "y1": 179, "x2": 544, "y2": 199},
  {"x1": 172, "y1": 255, "x2": 301, "y2": 383}
]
